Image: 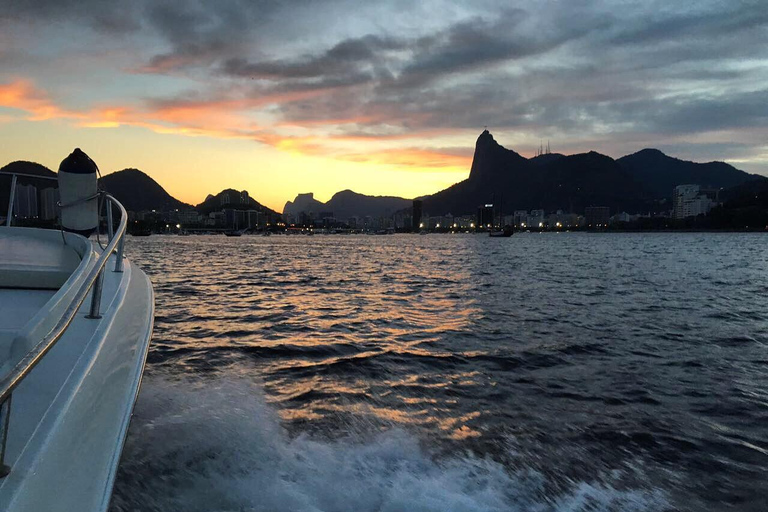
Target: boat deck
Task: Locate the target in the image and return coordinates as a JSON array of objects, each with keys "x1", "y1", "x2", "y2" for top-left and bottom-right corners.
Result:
[
  {"x1": 0, "y1": 290, "x2": 56, "y2": 365},
  {"x1": 0, "y1": 226, "x2": 154, "y2": 512},
  {"x1": 0, "y1": 229, "x2": 82, "y2": 290}
]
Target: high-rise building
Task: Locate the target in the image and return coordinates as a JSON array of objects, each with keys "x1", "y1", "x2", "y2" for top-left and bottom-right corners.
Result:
[
  {"x1": 14, "y1": 183, "x2": 38, "y2": 218},
  {"x1": 477, "y1": 204, "x2": 494, "y2": 228},
  {"x1": 412, "y1": 200, "x2": 423, "y2": 231},
  {"x1": 247, "y1": 210, "x2": 261, "y2": 229},
  {"x1": 673, "y1": 185, "x2": 714, "y2": 219},
  {"x1": 223, "y1": 208, "x2": 247, "y2": 229},
  {"x1": 40, "y1": 187, "x2": 59, "y2": 221}
]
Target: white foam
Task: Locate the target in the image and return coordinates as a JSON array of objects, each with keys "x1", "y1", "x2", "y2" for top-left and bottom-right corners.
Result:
[{"x1": 110, "y1": 375, "x2": 667, "y2": 512}]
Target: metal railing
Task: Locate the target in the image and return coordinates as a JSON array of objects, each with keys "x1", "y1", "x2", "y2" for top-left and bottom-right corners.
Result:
[{"x1": 0, "y1": 171, "x2": 127, "y2": 477}]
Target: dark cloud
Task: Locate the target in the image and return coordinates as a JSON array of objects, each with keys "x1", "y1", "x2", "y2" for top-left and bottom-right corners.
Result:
[
  {"x1": 2, "y1": 0, "x2": 767, "y2": 166},
  {"x1": 3, "y1": 0, "x2": 141, "y2": 33},
  {"x1": 389, "y1": 7, "x2": 612, "y2": 89},
  {"x1": 609, "y1": 1, "x2": 768, "y2": 46},
  {"x1": 222, "y1": 35, "x2": 405, "y2": 80}
]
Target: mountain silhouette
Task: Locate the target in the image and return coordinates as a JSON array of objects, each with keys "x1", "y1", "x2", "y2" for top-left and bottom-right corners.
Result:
[
  {"x1": 283, "y1": 193, "x2": 325, "y2": 216},
  {"x1": 196, "y1": 188, "x2": 278, "y2": 216},
  {"x1": 421, "y1": 131, "x2": 759, "y2": 215},
  {"x1": 422, "y1": 131, "x2": 645, "y2": 214},
  {"x1": 100, "y1": 169, "x2": 191, "y2": 212},
  {"x1": 283, "y1": 190, "x2": 410, "y2": 218},
  {"x1": 617, "y1": 148, "x2": 756, "y2": 198}
]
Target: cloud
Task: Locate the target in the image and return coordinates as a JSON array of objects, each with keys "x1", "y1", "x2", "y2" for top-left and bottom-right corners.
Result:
[
  {"x1": 0, "y1": 79, "x2": 83, "y2": 121},
  {"x1": 222, "y1": 35, "x2": 406, "y2": 80},
  {"x1": 2, "y1": 0, "x2": 768, "y2": 175}
]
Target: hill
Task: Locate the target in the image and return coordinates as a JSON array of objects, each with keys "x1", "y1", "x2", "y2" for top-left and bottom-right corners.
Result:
[
  {"x1": 196, "y1": 188, "x2": 278, "y2": 216},
  {"x1": 617, "y1": 149, "x2": 756, "y2": 198},
  {"x1": 283, "y1": 190, "x2": 410, "y2": 219},
  {"x1": 100, "y1": 169, "x2": 191, "y2": 212},
  {"x1": 419, "y1": 131, "x2": 759, "y2": 216},
  {"x1": 326, "y1": 190, "x2": 410, "y2": 219},
  {"x1": 283, "y1": 193, "x2": 325, "y2": 216},
  {"x1": 421, "y1": 131, "x2": 646, "y2": 215},
  {"x1": 0, "y1": 161, "x2": 57, "y2": 213}
]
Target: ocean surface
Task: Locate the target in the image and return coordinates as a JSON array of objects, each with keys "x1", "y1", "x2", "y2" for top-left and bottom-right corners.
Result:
[{"x1": 111, "y1": 233, "x2": 768, "y2": 512}]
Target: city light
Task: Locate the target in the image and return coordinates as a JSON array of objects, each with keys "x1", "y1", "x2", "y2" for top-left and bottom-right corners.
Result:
[{"x1": 176, "y1": 224, "x2": 181, "y2": 229}]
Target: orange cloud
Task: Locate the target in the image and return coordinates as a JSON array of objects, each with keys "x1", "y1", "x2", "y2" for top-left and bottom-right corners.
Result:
[
  {"x1": 0, "y1": 78, "x2": 471, "y2": 173},
  {"x1": 0, "y1": 79, "x2": 83, "y2": 121},
  {"x1": 339, "y1": 147, "x2": 471, "y2": 169}
]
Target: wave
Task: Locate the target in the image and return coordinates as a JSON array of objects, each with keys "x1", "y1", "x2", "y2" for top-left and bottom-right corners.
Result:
[{"x1": 110, "y1": 374, "x2": 667, "y2": 512}]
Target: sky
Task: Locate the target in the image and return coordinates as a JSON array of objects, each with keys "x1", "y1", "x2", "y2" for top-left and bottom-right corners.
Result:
[{"x1": 1, "y1": 0, "x2": 766, "y2": 212}]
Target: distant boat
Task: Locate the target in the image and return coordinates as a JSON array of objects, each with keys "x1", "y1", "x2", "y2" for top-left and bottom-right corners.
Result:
[
  {"x1": 488, "y1": 193, "x2": 513, "y2": 237},
  {"x1": 489, "y1": 226, "x2": 514, "y2": 237},
  {"x1": 224, "y1": 229, "x2": 245, "y2": 237}
]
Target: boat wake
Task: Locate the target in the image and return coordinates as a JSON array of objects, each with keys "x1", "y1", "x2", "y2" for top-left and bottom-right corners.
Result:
[{"x1": 110, "y1": 374, "x2": 668, "y2": 512}]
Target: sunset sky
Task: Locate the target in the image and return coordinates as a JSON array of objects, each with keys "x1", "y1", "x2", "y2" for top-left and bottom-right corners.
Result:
[{"x1": 1, "y1": 0, "x2": 766, "y2": 212}]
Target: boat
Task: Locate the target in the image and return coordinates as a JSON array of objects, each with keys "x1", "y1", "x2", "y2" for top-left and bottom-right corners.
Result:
[
  {"x1": 489, "y1": 226, "x2": 514, "y2": 237},
  {"x1": 488, "y1": 193, "x2": 513, "y2": 238},
  {"x1": 0, "y1": 150, "x2": 154, "y2": 511},
  {"x1": 224, "y1": 229, "x2": 245, "y2": 237}
]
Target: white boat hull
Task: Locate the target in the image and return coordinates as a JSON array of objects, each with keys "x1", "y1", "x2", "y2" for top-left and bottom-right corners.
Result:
[{"x1": 0, "y1": 248, "x2": 153, "y2": 511}]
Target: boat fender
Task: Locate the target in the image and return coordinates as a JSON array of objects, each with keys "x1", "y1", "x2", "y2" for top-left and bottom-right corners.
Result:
[{"x1": 58, "y1": 148, "x2": 99, "y2": 236}]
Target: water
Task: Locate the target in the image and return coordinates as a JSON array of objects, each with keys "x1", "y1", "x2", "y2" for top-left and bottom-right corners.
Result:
[{"x1": 112, "y1": 233, "x2": 768, "y2": 511}]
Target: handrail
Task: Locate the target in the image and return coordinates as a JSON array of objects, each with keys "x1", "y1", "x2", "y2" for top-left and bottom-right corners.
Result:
[
  {"x1": 0, "y1": 191, "x2": 127, "y2": 476},
  {"x1": 1, "y1": 170, "x2": 58, "y2": 226},
  {"x1": 0, "y1": 194, "x2": 127, "y2": 403},
  {"x1": 0, "y1": 171, "x2": 58, "y2": 182}
]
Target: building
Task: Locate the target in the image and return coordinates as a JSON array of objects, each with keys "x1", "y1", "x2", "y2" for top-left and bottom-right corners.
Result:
[
  {"x1": 412, "y1": 200, "x2": 423, "y2": 231},
  {"x1": 513, "y1": 210, "x2": 528, "y2": 227},
  {"x1": 477, "y1": 204, "x2": 494, "y2": 228},
  {"x1": 209, "y1": 211, "x2": 225, "y2": 227},
  {"x1": 246, "y1": 210, "x2": 261, "y2": 229},
  {"x1": 454, "y1": 216, "x2": 474, "y2": 228},
  {"x1": 548, "y1": 210, "x2": 580, "y2": 228},
  {"x1": 673, "y1": 185, "x2": 714, "y2": 219},
  {"x1": 611, "y1": 212, "x2": 632, "y2": 224},
  {"x1": 40, "y1": 187, "x2": 59, "y2": 221},
  {"x1": 585, "y1": 206, "x2": 610, "y2": 227},
  {"x1": 223, "y1": 208, "x2": 248, "y2": 229},
  {"x1": 528, "y1": 209, "x2": 545, "y2": 228},
  {"x1": 176, "y1": 210, "x2": 201, "y2": 225},
  {"x1": 14, "y1": 183, "x2": 38, "y2": 218}
]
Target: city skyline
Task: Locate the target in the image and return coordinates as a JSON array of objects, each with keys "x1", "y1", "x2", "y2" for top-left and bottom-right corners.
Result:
[{"x1": 1, "y1": 1, "x2": 767, "y2": 212}]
